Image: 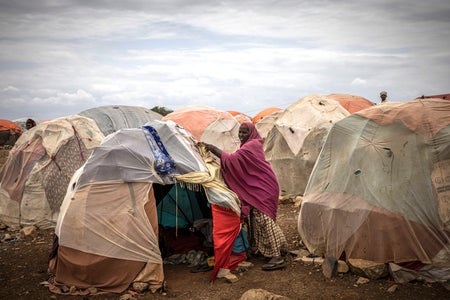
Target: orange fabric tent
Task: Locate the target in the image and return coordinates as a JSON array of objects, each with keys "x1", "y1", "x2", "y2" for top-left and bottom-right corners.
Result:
[
  {"x1": 252, "y1": 107, "x2": 281, "y2": 124},
  {"x1": 0, "y1": 119, "x2": 22, "y2": 135},
  {"x1": 326, "y1": 94, "x2": 374, "y2": 114},
  {"x1": 227, "y1": 111, "x2": 252, "y2": 124},
  {"x1": 0, "y1": 120, "x2": 23, "y2": 146},
  {"x1": 163, "y1": 105, "x2": 240, "y2": 153}
]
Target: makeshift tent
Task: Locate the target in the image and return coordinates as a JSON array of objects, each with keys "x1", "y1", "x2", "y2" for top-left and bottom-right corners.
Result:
[
  {"x1": 298, "y1": 99, "x2": 450, "y2": 282},
  {"x1": 49, "y1": 120, "x2": 241, "y2": 295},
  {"x1": 78, "y1": 105, "x2": 163, "y2": 136},
  {"x1": 326, "y1": 93, "x2": 375, "y2": 114},
  {"x1": 254, "y1": 110, "x2": 282, "y2": 139},
  {"x1": 0, "y1": 115, "x2": 104, "y2": 228},
  {"x1": 163, "y1": 105, "x2": 240, "y2": 153},
  {"x1": 264, "y1": 94, "x2": 349, "y2": 197},
  {"x1": 0, "y1": 119, "x2": 22, "y2": 146},
  {"x1": 228, "y1": 110, "x2": 252, "y2": 124},
  {"x1": 252, "y1": 107, "x2": 281, "y2": 124}
]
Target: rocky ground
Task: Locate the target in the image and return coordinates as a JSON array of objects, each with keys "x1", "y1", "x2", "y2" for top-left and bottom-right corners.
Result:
[
  {"x1": 0, "y1": 146, "x2": 449, "y2": 299},
  {"x1": 0, "y1": 202, "x2": 449, "y2": 300}
]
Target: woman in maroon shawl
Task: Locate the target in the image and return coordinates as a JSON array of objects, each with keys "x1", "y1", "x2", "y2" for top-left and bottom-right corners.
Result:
[{"x1": 204, "y1": 122, "x2": 287, "y2": 270}]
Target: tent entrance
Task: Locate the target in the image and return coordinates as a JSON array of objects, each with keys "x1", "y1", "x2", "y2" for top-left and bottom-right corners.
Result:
[{"x1": 153, "y1": 183, "x2": 213, "y2": 258}]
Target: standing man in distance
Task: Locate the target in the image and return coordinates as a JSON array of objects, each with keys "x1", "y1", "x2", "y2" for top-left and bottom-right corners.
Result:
[{"x1": 380, "y1": 91, "x2": 388, "y2": 103}]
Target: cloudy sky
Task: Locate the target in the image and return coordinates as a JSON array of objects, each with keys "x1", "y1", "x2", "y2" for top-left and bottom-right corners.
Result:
[{"x1": 1, "y1": 0, "x2": 449, "y2": 121}]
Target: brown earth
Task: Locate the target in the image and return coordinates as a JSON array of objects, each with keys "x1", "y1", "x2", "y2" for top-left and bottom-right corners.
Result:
[{"x1": 0, "y1": 147, "x2": 449, "y2": 300}]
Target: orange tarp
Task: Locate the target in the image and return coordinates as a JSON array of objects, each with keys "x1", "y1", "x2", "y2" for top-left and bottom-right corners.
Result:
[
  {"x1": 228, "y1": 111, "x2": 252, "y2": 124},
  {"x1": 163, "y1": 106, "x2": 235, "y2": 141},
  {"x1": 326, "y1": 94, "x2": 374, "y2": 114},
  {"x1": 0, "y1": 119, "x2": 22, "y2": 135},
  {"x1": 252, "y1": 107, "x2": 281, "y2": 124}
]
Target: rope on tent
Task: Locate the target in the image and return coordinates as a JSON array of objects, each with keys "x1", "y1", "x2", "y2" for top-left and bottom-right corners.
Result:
[
  {"x1": 175, "y1": 178, "x2": 178, "y2": 238},
  {"x1": 72, "y1": 125, "x2": 85, "y2": 161}
]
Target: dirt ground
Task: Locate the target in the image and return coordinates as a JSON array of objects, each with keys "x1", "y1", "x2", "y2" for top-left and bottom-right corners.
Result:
[{"x1": 0, "y1": 147, "x2": 449, "y2": 300}]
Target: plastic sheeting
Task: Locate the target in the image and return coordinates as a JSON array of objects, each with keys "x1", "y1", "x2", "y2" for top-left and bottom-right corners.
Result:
[
  {"x1": 56, "y1": 118, "x2": 241, "y2": 265},
  {"x1": 77, "y1": 120, "x2": 207, "y2": 188},
  {"x1": 298, "y1": 99, "x2": 450, "y2": 281},
  {"x1": 78, "y1": 105, "x2": 163, "y2": 136}
]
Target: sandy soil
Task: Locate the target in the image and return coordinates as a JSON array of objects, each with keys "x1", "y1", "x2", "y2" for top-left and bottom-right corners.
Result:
[{"x1": 0, "y1": 147, "x2": 449, "y2": 299}]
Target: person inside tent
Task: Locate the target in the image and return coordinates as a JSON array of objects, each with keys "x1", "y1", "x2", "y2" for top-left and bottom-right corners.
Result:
[
  {"x1": 379, "y1": 91, "x2": 388, "y2": 103},
  {"x1": 25, "y1": 118, "x2": 36, "y2": 130},
  {"x1": 203, "y1": 122, "x2": 287, "y2": 271}
]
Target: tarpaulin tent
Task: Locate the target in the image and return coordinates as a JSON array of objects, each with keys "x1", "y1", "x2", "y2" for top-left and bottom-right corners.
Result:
[
  {"x1": 264, "y1": 94, "x2": 349, "y2": 197},
  {"x1": 163, "y1": 105, "x2": 240, "y2": 153},
  {"x1": 252, "y1": 107, "x2": 281, "y2": 124},
  {"x1": 49, "y1": 120, "x2": 242, "y2": 295},
  {"x1": 0, "y1": 119, "x2": 22, "y2": 146},
  {"x1": 298, "y1": 99, "x2": 450, "y2": 282},
  {"x1": 0, "y1": 115, "x2": 104, "y2": 228},
  {"x1": 254, "y1": 110, "x2": 282, "y2": 139},
  {"x1": 78, "y1": 105, "x2": 163, "y2": 136},
  {"x1": 326, "y1": 93, "x2": 375, "y2": 114},
  {"x1": 227, "y1": 111, "x2": 252, "y2": 124}
]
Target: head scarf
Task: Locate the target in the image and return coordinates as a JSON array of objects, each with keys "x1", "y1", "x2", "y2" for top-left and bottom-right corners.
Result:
[
  {"x1": 220, "y1": 122, "x2": 279, "y2": 220},
  {"x1": 239, "y1": 122, "x2": 262, "y2": 146}
]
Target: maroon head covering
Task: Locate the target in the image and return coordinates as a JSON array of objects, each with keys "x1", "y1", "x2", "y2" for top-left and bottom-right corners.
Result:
[{"x1": 220, "y1": 122, "x2": 280, "y2": 220}]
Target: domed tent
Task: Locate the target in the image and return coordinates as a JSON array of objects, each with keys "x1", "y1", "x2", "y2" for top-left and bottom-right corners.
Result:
[
  {"x1": 0, "y1": 119, "x2": 22, "y2": 146},
  {"x1": 298, "y1": 99, "x2": 450, "y2": 282},
  {"x1": 78, "y1": 105, "x2": 163, "y2": 136},
  {"x1": 48, "y1": 120, "x2": 242, "y2": 295},
  {"x1": 264, "y1": 94, "x2": 349, "y2": 197},
  {"x1": 0, "y1": 115, "x2": 104, "y2": 228},
  {"x1": 227, "y1": 110, "x2": 252, "y2": 124},
  {"x1": 163, "y1": 105, "x2": 240, "y2": 153},
  {"x1": 252, "y1": 107, "x2": 281, "y2": 124},
  {"x1": 254, "y1": 109, "x2": 283, "y2": 139},
  {"x1": 326, "y1": 93, "x2": 375, "y2": 114}
]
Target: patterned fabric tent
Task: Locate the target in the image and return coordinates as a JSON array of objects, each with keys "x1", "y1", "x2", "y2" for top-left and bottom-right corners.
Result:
[
  {"x1": 0, "y1": 115, "x2": 104, "y2": 228},
  {"x1": 298, "y1": 99, "x2": 450, "y2": 282}
]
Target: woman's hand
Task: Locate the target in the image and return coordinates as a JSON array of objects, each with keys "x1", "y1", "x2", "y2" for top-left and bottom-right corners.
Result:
[{"x1": 203, "y1": 142, "x2": 222, "y2": 158}]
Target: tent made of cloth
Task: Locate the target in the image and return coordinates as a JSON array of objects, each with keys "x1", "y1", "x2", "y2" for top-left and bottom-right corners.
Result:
[
  {"x1": 78, "y1": 105, "x2": 163, "y2": 137},
  {"x1": 263, "y1": 94, "x2": 349, "y2": 197},
  {"x1": 298, "y1": 99, "x2": 450, "y2": 282},
  {"x1": 0, "y1": 119, "x2": 22, "y2": 146},
  {"x1": 0, "y1": 115, "x2": 104, "y2": 229},
  {"x1": 162, "y1": 105, "x2": 240, "y2": 153},
  {"x1": 49, "y1": 119, "x2": 241, "y2": 295},
  {"x1": 254, "y1": 110, "x2": 282, "y2": 139},
  {"x1": 227, "y1": 110, "x2": 252, "y2": 124},
  {"x1": 326, "y1": 93, "x2": 375, "y2": 114},
  {"x1": 252, "y1": 107, "x2": 281, "y2": 124}
]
